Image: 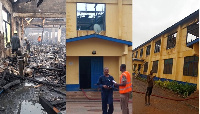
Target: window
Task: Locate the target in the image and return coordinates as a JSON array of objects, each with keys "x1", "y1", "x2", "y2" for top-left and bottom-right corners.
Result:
[
  {"x1": 133, "y1": 64, "x2": 137, "y2": 71},
  {"x1": 186, "y1": 22, "x2": 199, "y2": 44},
  {"x1": 138, "y1": 64, "x2": 141, "y2": 71},
  {"x1": 135, "y1": 51, "x2": 138, "y2": 58},
  {"x1": 152, "y1": 60, "x2": 158, "y2": 73},
  {"x1": 2, "y1": 9, "x2": 11, "y2": 47},
  {"x1": 167, "y1": 32, "x2": 177, "y2": 49},
  {"x1": 154, "y1": 40, "x2": 161, "y2": 53},
  {"x1": 183, "y1": 56, "x2": 198, "y2": 76},
  {"x1": 163, "y1": 59, "x2": 173, "y2": 74},
  {"x1": 77, "y1": 3, "x2": 105, "y2": 30},
  {"x1": 146, "y1": 45, "x2": 151, "y2": 56},
  {"x1": 132, "y1": 52, "x2": 134, "y2": 58},
  {"x1": 140, "y1": 48, "x2": 143, "y2": 57},
  {"x1": 144, "y1": 62, "x2": 148, "y2": 72}
]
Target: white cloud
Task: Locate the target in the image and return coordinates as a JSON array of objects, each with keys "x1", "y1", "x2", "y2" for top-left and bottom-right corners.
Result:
[{"x1": 132, "y1": 0, "x2": 199, "y2": 49}]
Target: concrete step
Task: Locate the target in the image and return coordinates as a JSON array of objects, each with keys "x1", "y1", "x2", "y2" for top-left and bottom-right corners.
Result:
[{"x1": 66, "y1": 91, "x2": 120, "y2": 99}]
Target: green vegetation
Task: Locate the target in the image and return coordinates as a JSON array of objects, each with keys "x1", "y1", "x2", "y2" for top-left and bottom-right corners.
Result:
[{"x1": 136, "y1": 76, "x2": 197, "y2": 97}]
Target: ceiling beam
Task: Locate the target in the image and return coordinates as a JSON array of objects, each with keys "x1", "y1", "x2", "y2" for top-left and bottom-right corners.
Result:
[
  {"x1": 13, "y1": 12, "x2": 66, "y2": 18},
  {"x1": 66, "y1": 0, "x2": 132, "y2": 4},
  {"x1": 24, "y1": 25, "x2": 65, "y2": 28}
]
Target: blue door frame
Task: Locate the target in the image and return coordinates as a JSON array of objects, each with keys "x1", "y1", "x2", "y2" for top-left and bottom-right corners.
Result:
[{"x1": 79, "y1": 56, "x2": 103, "y2": 89}]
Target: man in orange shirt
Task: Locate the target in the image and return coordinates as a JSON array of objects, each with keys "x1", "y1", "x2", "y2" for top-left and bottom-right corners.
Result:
[
  {"x1": 38, "y1": 36, "x2": 42, "y2": 45},
  {"x1": 114, "y1": 64, "x2": 132, "y2": 114}
]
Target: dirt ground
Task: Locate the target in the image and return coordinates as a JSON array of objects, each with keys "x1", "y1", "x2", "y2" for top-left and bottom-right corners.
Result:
[{"x1": 66, "y1": 78, "x2": 199, "y2": 114}]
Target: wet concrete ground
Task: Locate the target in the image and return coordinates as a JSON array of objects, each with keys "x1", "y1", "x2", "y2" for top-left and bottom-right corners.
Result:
[{"x1": 0, "y1": 81, "x2": 66, "y2": 114}]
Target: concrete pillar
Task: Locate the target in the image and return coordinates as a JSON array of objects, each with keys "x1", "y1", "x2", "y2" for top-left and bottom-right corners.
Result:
[
  {"x1": 118, "y1": 0, "x2": 122, "y2": 39},
  {"x1": 174, "y1": 25, "x2": 182, "y2": 81},
  {"x1": 147, "y1": 41, "x2": 154, "y2": 74},
  {"x1": 158, "y1": 35, "x2": 164, "y2": 78},
  {"x1": 57, "y1": 28, "x2": 61, "y2": 44},
  {"x1": 52, "y1": 28, "x2": 55, "y2": 43}
]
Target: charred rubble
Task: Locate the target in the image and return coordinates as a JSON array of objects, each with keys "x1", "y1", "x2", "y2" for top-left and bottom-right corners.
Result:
[{"x1": 0, "y1": 44, "x2": 66, "y2": 113}]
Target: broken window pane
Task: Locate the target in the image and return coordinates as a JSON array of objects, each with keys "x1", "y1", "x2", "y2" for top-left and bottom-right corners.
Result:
[
  {"x1": 146, "y1": 45, "x2": 151, "y2": 56},
  {"x1": 152, "y1": 60, "x2": 158, "y2": 73},
  {"x1": 140, "y1": 48, "x2": 143, "y2": 57},
  {"x1": 154, "y1": 40, "x2": 161, "y2": 53},
  {"x1": 166, "y1": 32, "x2": 177, "y2": 49},
  {"x1": 183, "y1": 56, "x2": 198, "y2": 76},
  {"x1": 77, "y1": 3, "x2": 106, "y2": 30},
  {"x1": 186, "y1": 22, "x2": 199, "y2": 44},
  {"x1": 163, "y1": 58, "x2": 173, "y2": 74}
]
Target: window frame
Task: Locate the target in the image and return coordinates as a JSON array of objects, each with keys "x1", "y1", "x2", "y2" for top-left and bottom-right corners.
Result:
[
  {"x1": 144, "y1": 62, "x2": 148, "y2": 72},
  {"x1": 140, "y1": 48, "x2": 143, "y2": 57},
  {"x1": 76, "y1": 3, "x2": 106, "y2": 31},
  {"x1": 163, "y1": 58, "x2": 173, "y2": 74},
  {"x1": 183, "y1": 56, "x2": 198, "y2": 77},
  {"x1": 146, "y1": 45, "x2": 151, "y2": 56},
  {"x1": 166, "y1": 32, "x2": 177, "y2": 50},
  {"x1": 154, "y1": 39, "x2": 161, "y2": 53},
  {"x1": 152, "y1": 60, "x2": 158, "y2": 73}
]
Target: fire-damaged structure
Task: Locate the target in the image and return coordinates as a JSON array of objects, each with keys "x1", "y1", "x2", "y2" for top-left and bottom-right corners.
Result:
[{"x1": 0, "y1": 0, "x2": 66, "y2": 113}]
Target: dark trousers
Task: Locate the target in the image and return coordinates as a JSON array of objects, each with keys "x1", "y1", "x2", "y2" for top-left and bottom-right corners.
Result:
[
  {"x1": 102, "y1": 92, "x2": 114, "y2": 114},
  {"x1": 102, "y1": 102, "x2": 113, "y2": 114},
  {"x1": 12, "y1": 49, "x2": 18, "y2": 54}
]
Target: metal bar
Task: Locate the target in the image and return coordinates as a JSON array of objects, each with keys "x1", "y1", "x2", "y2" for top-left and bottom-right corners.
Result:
[{"x1": 39, "y1": 96, "x2": 62, "y2": 114}]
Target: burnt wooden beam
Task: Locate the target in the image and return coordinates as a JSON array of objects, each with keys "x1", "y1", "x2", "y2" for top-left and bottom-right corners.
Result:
[
  {"x1": 13, "y1": 13, "x2": 66, "y2": 18},
  {"x1": 39, "y1": 96, "x2": 62, "y2": 114}
]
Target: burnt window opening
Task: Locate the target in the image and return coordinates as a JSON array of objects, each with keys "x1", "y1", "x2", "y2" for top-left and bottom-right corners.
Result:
[
  {"x1": 183, "y1": 56, "x2": 198, "y2": 77},
  {"x1": 152, "y1": 60, "x2": 158, "y2": 73},
  {"x1": 186, "y1": 22, "x2": 199, "y2": 44},
  {"x1": 135, "y1": 51, "x2": 138, "y2": 58},
  {"x1": 2, "y1": 9, "x2": 11, "y2": 48},
  {"x1": 166, "y1": 32, "x2": 177, "y2": 49},
  {"x1": 163, "y1": 58, "x2": 173, "y2": 74},
  {"x1": 77, "y1": 3, "x2": 106, "y2": 31},
  {"x1": 154, "y1": 40, "x2": 161, "y2": 53},
  {"x1": 140, "y1": 49, "x2": 143, "y2": 57},
  {"x1": 144, "y1": 62, "x2": 148, "y2": 72},
  {"x1": 146, "y1": 45, "x2": 151, "y2": 56}
]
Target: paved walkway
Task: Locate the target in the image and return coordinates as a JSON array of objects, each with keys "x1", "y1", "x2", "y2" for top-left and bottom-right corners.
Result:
[{"x1": 66, "y1": 78, "x2": 199, "y2": 114}]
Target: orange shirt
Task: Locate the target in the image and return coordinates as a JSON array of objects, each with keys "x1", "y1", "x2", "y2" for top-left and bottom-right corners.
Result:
[{"x1": 38, "y1": 37, "x2": 41, "y2": 42}]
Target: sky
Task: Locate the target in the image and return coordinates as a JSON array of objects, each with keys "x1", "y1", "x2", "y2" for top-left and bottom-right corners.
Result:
[{"x1": 132, "y1": 0, "x2": 199, "y2": 49}]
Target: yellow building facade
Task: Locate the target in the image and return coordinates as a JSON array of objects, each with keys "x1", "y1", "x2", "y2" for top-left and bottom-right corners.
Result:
[
  {"x1": 132, "y1": 10, "x2": 199, "y2": 89},
  {"x1": 66, "y1": 0, "x2": 132, "y2": 90}
]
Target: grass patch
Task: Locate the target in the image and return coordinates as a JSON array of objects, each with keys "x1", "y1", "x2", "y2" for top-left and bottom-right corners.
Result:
[{"x1": 135, "y1": 76, "x2": 197, "y2": 97}]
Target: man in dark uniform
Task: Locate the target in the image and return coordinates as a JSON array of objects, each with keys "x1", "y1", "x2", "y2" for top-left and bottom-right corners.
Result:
[
  {"x1": 11, "y1": 31, "x2": 20, "y2": 54},
  {"x1": 97, "y1": 67, "x2": 115, "y2": 114},
  {"x1": 145, "y1": 70, "x2": 156, "y2": 105}
]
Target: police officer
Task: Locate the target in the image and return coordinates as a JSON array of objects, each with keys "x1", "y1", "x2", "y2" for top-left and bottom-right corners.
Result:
[{"x1": 97, "y1": 67, "x2": 115, "y2": 114}]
